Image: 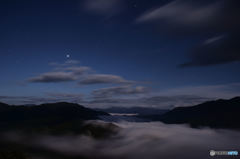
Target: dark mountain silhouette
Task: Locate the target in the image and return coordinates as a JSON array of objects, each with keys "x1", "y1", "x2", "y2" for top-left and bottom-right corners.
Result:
[
  {"x1": 144, "y1": 97, "x2": 240, "y2": 129},
  {"x1": 2, "y1": 97, "x2": 240, "y2": 130},
  {"x1": 0, "y1": 103, "x2": 118, "y2": 159},
  {"x1": 0, "y1": 102, "x2": 115, "y2": 137},
  {"x1": 95, "y1": 107, "x2": 168, "y2": 116},
  {"x1": 0, "y1": 102, "x2": 108, "y2": 122},
  {"x1": 0, "y1": 102, "x2": 9, "y2": 112}
]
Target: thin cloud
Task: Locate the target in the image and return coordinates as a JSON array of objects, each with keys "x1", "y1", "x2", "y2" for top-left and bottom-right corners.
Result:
[
  {"x1": 136, "y1": 0, "x2": 240, "y2": 33},
  {"x1": 203, "y1": 35, "x2": 225, "y2": 45},
  {"x1": 180, "y1": 34, "x2": 240, "y2": 67},
  {"x1": 79, "y1": 74, "x2": 134, "y2": 85},
  {"x1": 28, "y1": 61, "x2": 135, "y2": 86},
  {"x1": 49, "y1": 60, "x2": 80, "y2": 67},
  {"x1": 0, "y1": 94, "x2": 85, "y2": 105},
  {"x1": 28, "y1": 72, "x2": 77, "y2": 83},
  {"x1": 28, "y1": 61, "x2": 90, "y2": 83},
  {"x1": 161, "y1": 83, "x2": 240, "y2": 99},
  {"x1": 88, "y1": 83, "x2": 240, "y2": 108},
  {"x1": 87, "y1": 95, "x2": 210, "y2": 109},
  {"x1": 0, "y1": 95, "x2": 62, "y2": 105},
  {"x1": 137, "y1": 0, "x2": 221, "y2": 27},
  {"x1": 136, "y1": 0, "x2": 240, "y2": 67},
  {"x1": 83, "y1": 0, "x2": 125, "y2": 16},
  {"x1": 92, "y1": 85, "x2": 149, "y2": 98},
  {"x1": 46, "y1": 92, "x2": 84, "y2": 100},
  {"x1": 64, "y1": 66, "x2": 91, "y2": 75},
  {"x1": 3, "y1": 83, "x2": 239, "y2": 108}
]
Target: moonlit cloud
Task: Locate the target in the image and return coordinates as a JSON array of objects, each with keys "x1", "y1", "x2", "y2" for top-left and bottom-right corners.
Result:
[
  {"x1": 83, "y1": 0, "x2": 125, "y2": 16},
  {"x1": 86, "y1": 95, "x2": 210, "y2": 109},
  {"x1": 3, "y1": 81, "x2": 239, "y2": 108},
  {"x1": 28, "y1": 61, "x2": 135, "y2": 86},
  {"x1": 64, "y1": 66, "x2": 91, "y2": 75},
  {"x1": 28, "y1": 72, "x2": 77, "y2": 83},
  {"x1": 203, "y1": 35, "x2": 225, "y2": 45},
  {"x1": 92, "y1": 85, "x2": 149, "y2": 98},
  {"x1": 0, "y1": 94, "x2": 85, "y2": 105},
  {"x1": 46, "y1": 92, "x2": 84, "y2": 100},
  {"x1": 136, "y1": 0, "x2": 240, "y2": 32},
  {"x1": 49, "y1": 60, "x2": 80, "y2": 67},
  {"x1": 0, "y1": 96, "x2": 63, "y2": 105},
  {"x1": 3, "y1": 122, "x2": 240, "y2": 159},
  {"x1": 136, "y1": 0, "x2": 240, "y2": 67},
  {"x1": 79, "y1": 74, "x2": 133, "y2": 85},
  {"x1": 180, "y1": 34, "x2": 240, "y2": 67},
  {"x1": 87, "y1": 83, "x2": 240, "y2": 108},
  {"x1": 137, "y1": 0, "x2": 221, "y2": 27},
  {"x1": 28, "y1": 61, "x2": 90, "y2": 83},
  {"x1": 161, "y1": 83, "x2": 240, "y2": 99},
  {"x1": 65, "y1": 60, "x2": 80, "y2": 65}
]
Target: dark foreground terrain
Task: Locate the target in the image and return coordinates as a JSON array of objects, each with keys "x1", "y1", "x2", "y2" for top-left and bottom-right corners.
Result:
[{"x1": 0, "y1": 98, "x2": 240, "y2": 159}]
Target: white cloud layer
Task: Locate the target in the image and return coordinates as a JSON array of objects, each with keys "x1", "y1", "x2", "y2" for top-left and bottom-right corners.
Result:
[{"x1": 3, "y1": 122, "x2": 240, "y2": 159}]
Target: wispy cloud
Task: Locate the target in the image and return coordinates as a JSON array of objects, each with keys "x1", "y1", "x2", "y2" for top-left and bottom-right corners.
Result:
[
  {"x1": 136, "y1": 0, "x2": 240, "y2": 67},
  {"x1": 137, "y1": 0, "x2": 221, "y2": 26},
  {"x1": 28, "y1": 72, "x2": 77, "y2": 83},
  {"x1": 92, "y1": 85, "x2": 149, "y2": 98},
  {"x1": 49, "y1": 60, "x2": 80, "y2": 67},
  {"x1": 0, "y1": 93, "x2": 209, "y2": 109},
  {"x1": 83, "y1": 0, "x2": 125, "y2": 16},
  {"x1": 46, "y1": 92, "x2": 84, "y2": 100},
  {"x1": 3, "y1": 83, "x2": 239, "y2": 108},
  {"x1": 63, "y1": 66, "x2": 91, "y2": 75},
  {"x1": 203, "y1": 35, "x2": 225, "y2": 45},
  {"x1": 87, "y1": 95, "x2": 210, "y2": 109},
  {"x1": 1, "y1": 95, "x2": 100, "y2": 106},
  {"x1": 28, "y1": 60, "x2": 135, "y2": 85},
  {"x1": 79, "y1": 74, "x2": 133, "y2": 85},
  {"x1": 29, "y1": 60, "x2": 87, "y2": 83},
  {"x1": 0, "y1": 94, "x2": 85, "y2": 105},
  {"x1": 161, "y1": 83, "x2": 240, "y2": 99},
  {"x1": 87, "y1": 83, "x2": 240, "y2": 108},
  {"x1": 0, "y1": 96, "x2": 60, "y2": 105},
  {"x1": 179, "y1": 34, "x2": 240, "y2": 67}
]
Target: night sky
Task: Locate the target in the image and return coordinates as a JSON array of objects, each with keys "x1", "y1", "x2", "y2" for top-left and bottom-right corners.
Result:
[{"x1": 1, "y1": 0, "x2": 240, "y2": 108}]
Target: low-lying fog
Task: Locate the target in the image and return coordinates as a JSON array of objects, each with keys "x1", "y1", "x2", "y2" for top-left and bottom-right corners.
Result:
[{"x1": 3, "y1": 122, "x2": 240, "y2": 159}]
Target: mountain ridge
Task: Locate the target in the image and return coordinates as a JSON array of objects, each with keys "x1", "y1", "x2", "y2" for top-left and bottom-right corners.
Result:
[
  {"x1": 145, "y1": 97, "x2": 240, "y2": 129},
  {"x1": 0, "y1": 102, "x2": 110, "y2": 132}
]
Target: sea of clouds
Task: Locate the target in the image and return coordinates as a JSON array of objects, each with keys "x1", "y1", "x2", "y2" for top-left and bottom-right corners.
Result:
[{"x1": 2, "y1": 121, "x2": 240, "y2": 159}]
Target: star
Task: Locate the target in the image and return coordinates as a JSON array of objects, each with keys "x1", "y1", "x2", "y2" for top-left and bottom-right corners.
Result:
[{"x1": 66, "y1": 54, "x2": 70, "y2": 58}]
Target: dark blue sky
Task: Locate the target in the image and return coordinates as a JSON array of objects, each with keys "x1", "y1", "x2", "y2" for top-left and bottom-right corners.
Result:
[{"x1": 1, "y1": 0, "x2": 240, "y2": 108}]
